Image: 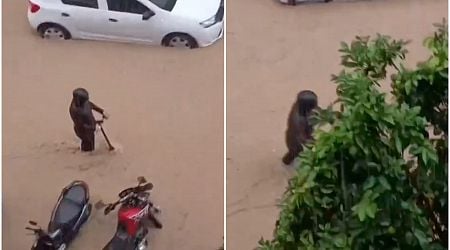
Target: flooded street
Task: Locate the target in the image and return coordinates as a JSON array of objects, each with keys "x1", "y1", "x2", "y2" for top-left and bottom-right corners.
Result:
[
  {"x1": 227, "y1": 0, "x2": 447, "y2": 249},
  {"x1": 3, "y1": 1, "x2": 224, "y2": 249}
]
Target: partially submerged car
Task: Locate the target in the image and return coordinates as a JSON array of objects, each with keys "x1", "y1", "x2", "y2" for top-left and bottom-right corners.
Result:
[{"x1": 27, "y1": 0, "x2": 224, "y2": 48}]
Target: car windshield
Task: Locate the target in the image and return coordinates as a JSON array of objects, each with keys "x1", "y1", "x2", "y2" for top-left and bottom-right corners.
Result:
[{"x1": 148, "y1": 0, "x2": 177, "y2": 11}]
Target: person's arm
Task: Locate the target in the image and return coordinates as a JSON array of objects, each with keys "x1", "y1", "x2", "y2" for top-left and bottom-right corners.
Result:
[
  {"x1": 90, "y1": 101, "x2": 104, "y2": 114},
  {"x1": 90, "y1": 101, "x2": 110, "y2": 119},
  {"x1": 91, "y1": 101, "x2": 110, "y2": 120}
]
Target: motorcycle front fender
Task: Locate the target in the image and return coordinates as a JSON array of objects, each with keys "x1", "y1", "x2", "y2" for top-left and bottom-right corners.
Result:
[{"x1": 103, "y1": 226, "x2": 136, "y2": 250}]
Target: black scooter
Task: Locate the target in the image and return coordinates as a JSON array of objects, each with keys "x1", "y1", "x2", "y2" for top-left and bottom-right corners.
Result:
[{"x1": 26, "y1": 180, "x2": 92, "y2": 250}]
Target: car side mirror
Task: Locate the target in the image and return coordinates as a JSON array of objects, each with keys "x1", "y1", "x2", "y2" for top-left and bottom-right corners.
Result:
[{"x1": 142, "y1": 10, "x2": 155, "y2": 20}]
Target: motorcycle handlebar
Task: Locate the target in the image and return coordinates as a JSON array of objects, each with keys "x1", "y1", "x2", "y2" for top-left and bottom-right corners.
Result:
[
  {"x1": 118, "y1": 183, "x2": 152, "y2": 198},
  {"x1": 119, "y1": 192, "x2": 133, "y2": 203},
  {"x1": 104, "y1": 180, "x2": 154, "y2": 215},
  {"x1": 25, "y1": 227, "x2": 43, "y2": 236},
  {"x1": 104, "y1": 192, "x2": 134, "y2": 215}
]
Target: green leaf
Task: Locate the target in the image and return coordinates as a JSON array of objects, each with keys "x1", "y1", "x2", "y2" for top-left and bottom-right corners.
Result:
[
  {"x1": 320, "y1": 187, "x2": 334, "y2": 194},
  {"x1": 378, "y1": 176, "x2": 391, "y2": 190},
  {"x1": 388, "y1": 226, "x2": 396, "y2": 234},
  {"x1": 421, "y1": 149, "x2": 428, "y2": 165},
  {"x1": 355, "y1": 137, "x2": 368, "y2": 154},
  {"x1": 383, "y1": 116, "x2": 395, "y2": 125},
  {"x1": 334, "y1": 236, "x2": 345, "y2": 248},
  {"x1": 343, "y1": 61, "x2": 359, "y2": 68},
  {"x1": 366, "y1": 177, "x2": 377, "y2": 190},
  {"x1": 429, "y1": 56, "x2": 440, "y2": 67},
  {"x1": 411, "y1": 106, "x2": 421, "y2": 114},
  {"x1": 340, "y1": 41, "x2": 350, "y2": 51},
  {"x1": 357, "y1": 207, "x2": 366, "y2": 222},
  {"x1": 366, "y1": 202, "x2": 377, "y2": 219},
  {"x1": 405, "y1": 232, "x2": 414, "y2": 245},
  {"x1": 413, "y1": 229, "x2": 430, "y2": 247},
  {"x1": 405, "y1": 80, "x2": 412, "y2": 94},
  {"x1": 395, "y1": 136, "x2": 402, "y2": 154},
  {"x1": 428, "y1": 150, "x2": 439, "y2": 163},
  {"x1": 304, "y1": 194, "x2": 314, "y2": 206}
]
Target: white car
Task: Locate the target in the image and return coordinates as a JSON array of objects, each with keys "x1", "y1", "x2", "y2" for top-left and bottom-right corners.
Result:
[{"x1": 27, "y1": 0, "x2": 224, "y2": 48}]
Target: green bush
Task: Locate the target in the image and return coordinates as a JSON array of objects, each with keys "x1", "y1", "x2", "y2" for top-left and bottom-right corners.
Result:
[{"x1": 258, "y1": 20, "x2": 448, "y2": 250}]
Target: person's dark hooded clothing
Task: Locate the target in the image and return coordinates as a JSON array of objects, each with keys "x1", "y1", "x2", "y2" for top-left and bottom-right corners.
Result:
[{"x1": 69, "y1": 88, "x2": 104, "y2": 151}]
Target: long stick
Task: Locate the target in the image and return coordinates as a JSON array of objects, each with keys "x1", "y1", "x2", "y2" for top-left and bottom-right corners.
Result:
[{"x1": 99, "y1": 124, "x2": 115, "y2": 151}]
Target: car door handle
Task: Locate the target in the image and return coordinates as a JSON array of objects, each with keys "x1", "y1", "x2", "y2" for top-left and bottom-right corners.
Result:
[
  {"x1": 61, "y1": 12, "x2": 70, "y2": 17},
  {"x1": 108, "y1": 18, "x2": 118, "y2": 22}
]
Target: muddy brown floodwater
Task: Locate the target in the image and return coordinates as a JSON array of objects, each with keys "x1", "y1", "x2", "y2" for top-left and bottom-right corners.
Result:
[
  {"x1": 3, "y1": 1, "x2": 224, "y2": 249},
  {"x1": 227, "y1": 0, "x2": 447, "y2": 249}
]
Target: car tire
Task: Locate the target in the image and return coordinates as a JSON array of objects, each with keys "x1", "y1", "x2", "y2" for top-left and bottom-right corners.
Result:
[
  {"x1": 162, "y1": 33, "x2": 198, "y2": 49},
  {"x1": 38, "y1": 23, "x2": 71, "y2": 40}
]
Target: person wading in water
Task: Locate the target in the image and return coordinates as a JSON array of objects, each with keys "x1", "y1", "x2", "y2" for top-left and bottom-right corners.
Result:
[
  {"x1": 69, "y1": 88, "x2": 109, "y2": 152},
  {"x1": 282, "y1": 90, "x2": 318, "y2": 165}
]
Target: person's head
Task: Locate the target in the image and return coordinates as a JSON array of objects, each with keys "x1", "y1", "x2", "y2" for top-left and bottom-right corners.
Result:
[
  {"x1": 72, "y1": 88, "x2": 89, "y2": 107},
  {"x1": 297, "y1": 90, "x2": 318, "y2": 117}
]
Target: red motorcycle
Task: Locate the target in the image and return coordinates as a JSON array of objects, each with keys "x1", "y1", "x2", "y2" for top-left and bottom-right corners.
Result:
[{"x1": 96, "y1": 177, "x2": 162, "y2": 250}]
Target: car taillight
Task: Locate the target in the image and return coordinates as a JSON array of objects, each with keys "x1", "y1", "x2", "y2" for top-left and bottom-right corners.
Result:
[{"x1": 29, "y1": 1, "x2": 40, "y2": 13}]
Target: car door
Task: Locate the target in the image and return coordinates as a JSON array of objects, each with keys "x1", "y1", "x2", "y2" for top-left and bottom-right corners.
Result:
[
  {"x1": 103, "y1": 0, "x2": 161, "y2": 43},
  {"x1": 58, "y1": 0, "x2": 110, "y2": 39}
]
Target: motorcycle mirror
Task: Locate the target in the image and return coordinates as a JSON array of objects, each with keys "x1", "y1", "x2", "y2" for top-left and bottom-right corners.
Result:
[
  {"x1": 95, "y1": 200, "x2": 108, "y2": 210},
  {"x1": 29, "y1": 221, "x2": 38, "y2": 226},
  {"x1": 142, "y1": 182, "x2": 154, "y2": 191},
  {"x1": 104, "y1": 204, "x2": 115, "y2": 215},
  {"x1": 137, "y1": 176, "x2": 147, "y2": 184}
]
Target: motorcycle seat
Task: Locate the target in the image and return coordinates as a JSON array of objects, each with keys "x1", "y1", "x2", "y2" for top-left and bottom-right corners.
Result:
[
  {"x1": 63, "y1": 184, "x2": 87, "y2": 206},
  {"x1": 49, "y1": 185, "x2": 87, "y2": 232}
]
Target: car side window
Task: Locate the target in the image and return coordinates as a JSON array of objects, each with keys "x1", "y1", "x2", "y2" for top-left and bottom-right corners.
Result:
[
  {"x1": 128, "y1": 1, "x2": 149, "y2": 14},
  {"x1": 61, "y1": 0, "x2": 98, "y2": 8},
  {"x1": 107, "y1": 0, "x2": 150, "y2": 14}
]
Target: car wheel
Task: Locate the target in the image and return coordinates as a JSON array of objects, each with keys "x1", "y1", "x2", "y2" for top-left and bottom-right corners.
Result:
[
  {"x1": 38, "y1": 24, "x2": 71, "y2": 40},
  {"x1": 163, "y1": 33, "x2": 198, "y2": 49}
]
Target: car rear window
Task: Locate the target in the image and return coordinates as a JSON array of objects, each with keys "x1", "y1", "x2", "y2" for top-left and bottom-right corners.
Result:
[
  {"x1": 148, "y1": 0, "x2": 177, "y2": 11},
  {"x1": 61, "y1": 0, "x2": 98, "y2": 8}
]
